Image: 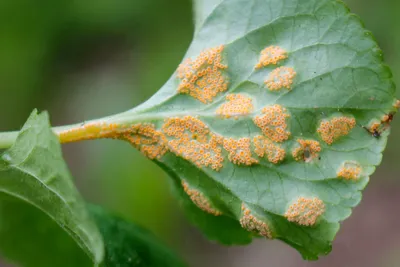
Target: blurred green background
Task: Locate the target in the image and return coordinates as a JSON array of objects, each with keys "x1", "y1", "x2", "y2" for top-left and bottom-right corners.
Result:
[{"x1": 0, "y1": 0, "x2": 399, "y2": 266}]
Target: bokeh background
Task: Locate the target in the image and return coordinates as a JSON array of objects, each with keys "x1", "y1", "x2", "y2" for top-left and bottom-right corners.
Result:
[{"x1": 0, "y1": 0, "x2": 399, "y2": 266}]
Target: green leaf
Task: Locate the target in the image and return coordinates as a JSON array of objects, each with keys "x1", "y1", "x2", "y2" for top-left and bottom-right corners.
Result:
[
  {"x1": 88, "y1": 204, "x2": 187, "y2": 267},
  {"x1": 157, "y1": 159, "x2": 253, "y2": 245},
  {"x1": 192, "y1": 0, "x2": 223, "y2": 34},
  {"x1": 112, "y1": 0, "x2": 397, "y2": 259},
  {"x1": 0, "y1": 110, "x2": 104, "y2": 266},
  {"x1": 0, "y1": 194, "x2": 92, "y2": 267}
]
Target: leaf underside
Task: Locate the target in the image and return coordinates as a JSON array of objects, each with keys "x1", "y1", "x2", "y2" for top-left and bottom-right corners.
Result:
[
  {"x1": 0, "y1": 0, "x2": 395, "y2": 262},
  {"x1": 122, "y1": 0, "x2": 397, "y2": 259},
  {"x1": 0, "y1": 110, "x2": 104, "y2": 266}
]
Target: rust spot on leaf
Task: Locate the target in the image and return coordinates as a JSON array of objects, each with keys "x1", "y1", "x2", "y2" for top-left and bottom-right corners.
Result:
[
  {"x1": 240, "y1": 204, "x2": 272, "y2": 238},
  {"x1": 162, "y1": 116, "x2": 224, "y2": 171},
  {"x1": 177, "y1": 45, "x2": 228, "y2": 103},
  {"x1": 337, "y1": 161, "x2": 362, "y2": 180},
  {"x1": 292, "y1": 139, "x2": 321, "y2": 162},
  {"x1": 285, "y1": 197, "x2": 325, "y2": 226},
  {"x1": 255, "y1": 46, "x2": 287, "y2": 69},
  {"x1": 265, "y1": 66, "x2": 296, "y2": 91},
  {"x1": 182, "y1": 180, "x2": 222, "y2": 216},
  {"x1": 216, "y1": 94, "x2": 254, "y2": 119},
  {"x1": 317, "y1": 116, "x2": 356, "y2": 145},
  {"x1": 223, "y1": 137, "x2": 259, "y2": 166},
  {"x1": 253, "y1": 135, "x2": 285, "y2": 164},
  {"x1": 253, "y1": 104, "x2": 291, "y2": 143}
]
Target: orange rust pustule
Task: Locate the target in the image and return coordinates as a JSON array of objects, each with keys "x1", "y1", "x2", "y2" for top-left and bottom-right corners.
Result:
[
  {"x1": 362, "y1": 113, "x2": 396, "y2": 138},
  {"x1": 337, "y1": 161, "x2": 362, "y2": 180},
  {"x1": 58, "y1": 122, "x2": 169, "y2": 160},
  {"x1": 368, "y1": 112, "x2": 397, "y2": 133},
  {"x1": 284, "y1": 197, "x2": 325, "y2": 226},
  {"x1": 223, "y1": 137, "x2": 259, "y2": 166},
  {"x1": 182, "y1": 180, "x2": 222, "y2": 216},
  {"x1": 177, "y1": 45, "x2": 228, "y2": 103},
  {"x1": 253, "y1": 104, "x2": 291, "y2": 143},
  {"x1": 317, "y1": 116, "x2": 356, "y2": 145},
  {"x1": 216, "y1": 94, "x2": 254, "y2": 119},
  {"x1": 122, "y1": 123, "x2": 168, "y2": 160},
  {"x1": 255, "y1": 46, "x2": 287, "y2": 69},
  {"x1": 369, "y1": 121, "x2": 381, "y2": 132},
  {"x1": 253, "y1": 135, "x2": 285, "y2": 164},
  {"x1": 162, "y1": 116, "x2": 209, "y2": 139},
  {"x1": 362, "y1": 119, "x2": 384, "y2": 138},
  {"x1": 240, "y1": 204, "x2": 272, "y2": 238},
  {"x1": 292, "y1": 139, "x2": 321, "y2": 162},
  {"x1": 381, "y1": 110, "x2": 397, "y2": 127},
  {"x1": 382, "y1": 114, "x2": 393, "y2": 124},
  {"x1": 162, "y1": 116, "x2": 224, "y2": 171},
  {"x1": 394, "y1": 99, "x2": 400, "y2": 109},
  {"x1": 265, "y1": 66, "x2": 296, "y2": 91}
]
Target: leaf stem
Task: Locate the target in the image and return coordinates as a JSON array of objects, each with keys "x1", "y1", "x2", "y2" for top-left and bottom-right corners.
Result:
[
  {"x1": 0, "y1": 110, "x2": 192, "y2": 149},
  {"x1": 0, "y1": 116, "x2": 123, "y2": 149},
  {"x1": 0, "y1": 122, "x2": 96, "y2": 149}
]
